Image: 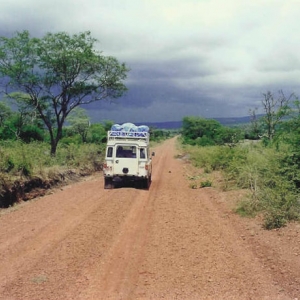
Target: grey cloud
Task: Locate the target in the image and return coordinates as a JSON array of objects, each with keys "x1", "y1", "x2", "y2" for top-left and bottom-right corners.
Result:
[
  {"x1": 128, "y1": 57, "x2": 216, "y2": 82},
  {"x1": 256, "y1": 51, "x2": 300, "y2": 73},
  {"x1": 1, "y1": 1, "x2": 300, "y2": 123}
]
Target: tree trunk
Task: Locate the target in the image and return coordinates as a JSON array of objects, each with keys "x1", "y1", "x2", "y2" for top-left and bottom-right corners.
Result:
[
  {"x1": 50, "y1": 139, "x2": 58, "y2": 156},
  {"x1": 49, "y1": 121, "x2": 64, "y2": 156}
]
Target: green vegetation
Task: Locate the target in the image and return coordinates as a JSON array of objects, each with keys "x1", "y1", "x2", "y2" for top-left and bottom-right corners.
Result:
[
  {"x1": 0, "y1": 97, "x2": 173, "y2": 207},
  {"x1": 0, "y1": 29, "x2": 298, "y2": 231},
  {"x1": 182, "y1": 116, "x2": 242, "y2": 146},
  {"x1": 0, "y1": 29, "x2": 129, "y2": 207},
  {"x1": 182, "y1": 140, "x2": 300, "y2": 229},
  {"x1": 0, "y1": 137, "x2": 105, "y2": 208},
  {"x1": 0, "y1": 30, "x2": 128, "y2": 155},
  {"x1": 0, "y1": 140, "x2": 105, "y2": 177},
  {"x1": 181, "y1": 91, "x2": 300, "y2": 229},
  {"x1": 150, "y1": 127, "x2": 178, "y2": 143}
]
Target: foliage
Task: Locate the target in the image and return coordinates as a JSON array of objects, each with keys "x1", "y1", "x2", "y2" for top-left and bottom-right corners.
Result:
[
  {"x1": 200, "y1": 180, "x2": 212, "y2": 188},
  {"x1": 150, "y1": 128, "x2": 175, "y2": 142},
  {"x1": 182, "y1": 139, "x2": 300, "y2": 229},
  {"x1": 19, "y1": 124, "x2": 45, "y2": 142},
  {"x1": 88, "y1": 123, "x2": 107, "y2": 144},
  {"x1": 0, "y1": 139, "x2": 105, "y2": 208},
  {"x1": 0, "y1": 140, "x2": 105, "y2": 180},
  {"x1": 67, "y1": 107, "x2": 90, "y2": 143},
  {"x1": 103, "y1": 120, "x2": 114, "y2": 132},
  {"x1": 0, "y1": 112, "x2": 45, "y2": 142},
  {"x1": 245, "y1": 108, "x2": 264, "y2": 140},
  {"x1": 0, "y1": 101, "x2": 12, "y2": 125},
  {"x1": 0, "y1": 30, "x2": 129, "y2": 155},
  {"x1": 260, "y1": 90, "x2": 294, "y2": 140},
  {"x1": 181, "y1": 116, "x2": 242, "y2": 146}
]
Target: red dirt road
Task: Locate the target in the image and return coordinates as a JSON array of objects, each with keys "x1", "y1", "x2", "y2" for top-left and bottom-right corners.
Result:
[{"x1": 0, "y1": 138, "x2": 300, "y2": 299}]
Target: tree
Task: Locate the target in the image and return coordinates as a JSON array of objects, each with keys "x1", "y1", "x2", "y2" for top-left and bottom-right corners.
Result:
[
  {"x1": 182, "y1": 116, "x2": 221, "y2": 144},
  {"x1": 89, "y1": 123, "x2": 107, "y2": 144},
  {"x1": 261, "y1": 90, "x2": 293, "y2": 140},
  {"x1": 0, "y1": 93, "x2": 45, "y2": 141},
  {"x1": 103, "y1": 120, "x2": 114, "y2": 132},
  {"x1": 0, "y1": 31, "x2": 128, "y2": 155},
  {"x1": 248, "y1": 108, "x2": 261, "y2": 140},
  {"x1": 181, "y1": 116, "x2": 241, "y2": 146},
  {"x1": 67, "y1": 107, "x2": 90, "y2": 143},
  {"x1": 280, "y1": 97, "x2": 300, "y2": 157},
  {"x1": 0, "y1": 101, "x2": 12, "y2": 126}
]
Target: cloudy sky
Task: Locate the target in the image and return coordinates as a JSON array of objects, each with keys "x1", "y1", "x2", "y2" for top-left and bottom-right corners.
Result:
[{"x1": 1, "y1": 0, "x2": 300, "y2": 123}]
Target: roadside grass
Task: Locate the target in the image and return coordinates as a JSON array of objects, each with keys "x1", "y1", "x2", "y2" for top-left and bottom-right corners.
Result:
[
  {"x1": 0, "y1": 134, "x2": 170, "y2": 208},
  {"x1": 0, "y1": 140, "x2": 105, "y2": 176},
  {"x1": 0, "y1": 140, "x2": 105, "y2": 207},
  {"x1": 181, "y1": 141, "x2": 300, "y2": 229}
]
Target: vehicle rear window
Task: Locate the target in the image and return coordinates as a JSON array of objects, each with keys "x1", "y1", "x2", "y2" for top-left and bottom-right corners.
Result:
[
  {"x1": 116, "y1": 145, "x2": 137, "y2": 158},
  {"x1": 140, "y1": 148, "x2": 146, "y2": 158},
  {"x1": 107, "y1": 147, "x2": 113, "y2": 157}
]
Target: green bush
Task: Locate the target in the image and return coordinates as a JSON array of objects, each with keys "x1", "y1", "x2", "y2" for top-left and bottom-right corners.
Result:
[
  {"x1": 182, "y1": 140, "x2": 300, "y2": 229},
  {"x1": 200, "y1": 180, "x2": 212, "y2": 188},
  {"x1": 181, "y1": 116, "x2": 242, "y2": 146},
  {"x1": 263, "y1": 210, "x2": 288, "y2": 230},
  {"x1": 60, "y1": 135, "x2": 82, "y2": 145},
  {"x1": 0, "y1": 150, "x2": 15, "y2": 173},
  {"x1": 0, "y1": 140, "x2": 105, "y2": 180}
]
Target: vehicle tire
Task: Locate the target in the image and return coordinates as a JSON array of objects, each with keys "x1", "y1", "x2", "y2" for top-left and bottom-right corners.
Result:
[
  {"x1": 135, "y1": 180, "x2": 142, "y2": 189},
  {"x1": 144, "y1": 177, "x2": 150, "y2": 190},
  {"x1": 104, "y1": 178, "x2": 114, "y2": 189}
]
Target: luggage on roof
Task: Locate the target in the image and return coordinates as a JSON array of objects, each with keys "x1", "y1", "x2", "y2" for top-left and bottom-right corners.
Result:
[{"x1": 111, "y1": 123, "x2": 149, "y2": 133}]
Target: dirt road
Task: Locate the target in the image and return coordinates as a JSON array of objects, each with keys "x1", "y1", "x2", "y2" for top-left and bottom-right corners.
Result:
[{"x1": 0, "y1": 138, "x2": 299, "y2": 299}]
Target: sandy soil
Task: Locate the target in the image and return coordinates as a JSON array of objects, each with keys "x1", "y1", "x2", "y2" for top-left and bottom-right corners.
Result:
[{"x1": 0, "y1": 138, "x2": 299, "y2": 300}]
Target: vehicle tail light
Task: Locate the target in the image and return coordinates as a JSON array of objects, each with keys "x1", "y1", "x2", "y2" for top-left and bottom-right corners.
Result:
[{"x1": 145, "y1": 165, "x2": 149, "y2": 170}]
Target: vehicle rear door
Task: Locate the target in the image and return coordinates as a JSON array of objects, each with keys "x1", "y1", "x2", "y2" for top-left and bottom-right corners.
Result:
[{"x1": 114, "y1": 144, "x2": 139, "y2": 176}]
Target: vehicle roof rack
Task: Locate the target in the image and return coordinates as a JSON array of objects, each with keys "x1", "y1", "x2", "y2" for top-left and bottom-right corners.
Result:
[{"x1": 107, "y1": 130, "x2": 150, "y2": 143}]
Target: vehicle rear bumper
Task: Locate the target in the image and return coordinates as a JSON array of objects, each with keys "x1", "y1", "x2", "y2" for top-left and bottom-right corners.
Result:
[{"x1": 105, "y1": 175, "x2": 149, "y2": 182}]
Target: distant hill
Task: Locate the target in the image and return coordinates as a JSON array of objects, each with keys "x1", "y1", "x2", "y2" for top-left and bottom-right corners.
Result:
[
  {"x1": 214, "y1": 116, "x2": 254, "y2": 126},
  {"x1": 136, "y1": 115, "x2": 256, "y2": 129},
  {"x1": 136, "y1": 121, "x2": 182, "y2": 129}
]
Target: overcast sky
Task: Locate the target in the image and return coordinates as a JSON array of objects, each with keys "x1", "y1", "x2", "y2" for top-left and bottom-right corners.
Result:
[{"x1": 1, "y1": 0, "x2": 300, "y2": 123}]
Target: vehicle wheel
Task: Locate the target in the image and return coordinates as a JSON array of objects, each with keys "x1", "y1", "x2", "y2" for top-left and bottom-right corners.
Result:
[
  {"x1": 104, "y1": 178, "x2": 114, "y2": 189},
  {"x1": 134, "y1": 180, "x2": 142, "y2": 189},
  {"x1": 144, "y1": 177, "x2": 150, "y2": 190}
]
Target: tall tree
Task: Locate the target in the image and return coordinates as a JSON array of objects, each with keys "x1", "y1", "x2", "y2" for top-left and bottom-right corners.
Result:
[
  {"x1": 0, "y1": 31, "x2": 128, "y2": 155},
  {"x1": 0, "y1": 93, "x2": 44, "y2": 141},
  {"x1": 248, "y1": 107, "x2": 261, "y2": 139},
  {"x1": 0, "y1": 101, "x2": 12, "y2": 126},
  {"x1": 261, "y1": 90, "x2": 293, "y2": 140},
  {"x1": 67, "y1": 107, "x2": 90, "y2": 143}
]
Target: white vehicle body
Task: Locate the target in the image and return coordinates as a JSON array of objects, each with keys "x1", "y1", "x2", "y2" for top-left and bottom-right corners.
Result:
[{"x1": 103, "y1": 129, "x2": 153, "y2": 189}]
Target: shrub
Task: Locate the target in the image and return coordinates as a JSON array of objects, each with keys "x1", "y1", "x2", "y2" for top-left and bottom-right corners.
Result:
[
  {"x1": 0, "y1": 140, "x2": 105, "y2": 179},
  {"x1": 263, "y1": 210, "x2": 288, "y2": 230},
  {"x1": 181, "y1": 116, "x2": 242, "y2": 146},
  {"x1": 200, "y1": 180, "x2": 212, "y2": 188},
  {"x1": 182, "y1": 140, "x2": 300, "y2": 228}
]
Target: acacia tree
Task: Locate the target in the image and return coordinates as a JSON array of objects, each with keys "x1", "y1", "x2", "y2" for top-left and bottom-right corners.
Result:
[
  {"x1": 261, "y1": 90, "x2": 293, "y2": 140},
  {"x1": 0, "y1": 101, "x2": 12, "y2": 126},
  {"x1": 1, "y1": 93, "x2": 43, "y2": 140},
  {"x1": 248, "y1": 107, "x2": 261, "y2": 139},
  {"x1": 67, "y1": 107, "x2": 90, "y2": 143},
  {"x1": 0, "y1": 31, "x2": 128, "y2": 155}
]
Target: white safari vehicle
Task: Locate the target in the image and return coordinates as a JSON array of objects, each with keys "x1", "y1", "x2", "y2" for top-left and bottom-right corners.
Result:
[{"x1": 103, "y1": 123, "x2": 154, "y2": 189}]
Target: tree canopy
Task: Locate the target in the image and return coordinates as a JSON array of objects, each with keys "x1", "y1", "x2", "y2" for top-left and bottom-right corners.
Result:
[
  {"x1": 181, "y1": 116, "x2": 241, "y2": 146},
  {"x1": 67, "y1": 107, "x2": 90, "y2": 143},
  {"x1": 0, "y1": 30, "x2": 129, "y2": 154}
]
